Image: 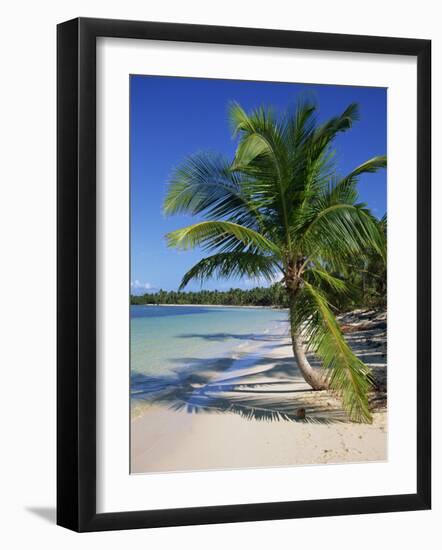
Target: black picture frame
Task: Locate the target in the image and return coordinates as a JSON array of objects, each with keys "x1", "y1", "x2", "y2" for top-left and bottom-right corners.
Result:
[{"x1": 57, "y1": 17, "x2": 431, "y2": 532}]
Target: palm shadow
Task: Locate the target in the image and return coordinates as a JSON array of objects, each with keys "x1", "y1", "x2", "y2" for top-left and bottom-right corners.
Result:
[{"x1": 131, "y1": 353, "x2": 348, "y2": 424}]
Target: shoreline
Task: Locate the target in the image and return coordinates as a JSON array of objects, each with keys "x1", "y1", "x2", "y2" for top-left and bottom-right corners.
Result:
[
  {"x1": 131, "y1": 303, "x2": 288, "y2": 310},
  {"x1": 131, "y1": 309, "x2": 387, "y2": 474}
]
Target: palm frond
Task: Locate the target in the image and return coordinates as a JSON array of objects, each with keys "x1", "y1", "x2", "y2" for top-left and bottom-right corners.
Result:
[
  {"x1": 229, "y1": 101, "x2": 287, "y2": 182},
  {"x1": 229, "y1": 102, "x2": 294, "y2": 250},
  {"x1": 301, "y1": 203, "x2": 386, "y2": 269},
  {"x1": 229, "y1": 101, "x2": 276, "y2": 137},
  {"x1": 163, "y1": 151, "x2": 262, "y2": 229},
  {"x1": 178, "y1": 252, "x2": 281, "y2": 290},
  {"x1": 231, "y1": 133, "x2": 274, "y2": 171},
  {"x1": 305, "y1": 103, "x2": 359, "y2": 167},
  {"x1": 304, "y1": 267, "x2": 350, "y2": 295},
  {"x1": 285, "y1": 103, "x2": 360, "y2": 222},
  {"x1": 325, "y1": 155, "x2": 387, "y2": 206},
  {"x1": 315, "y1": 103, "x2": 359, "y2": 143},
  {"x1": 346, "y1": 155, "x2": 387, "y2": 177},
  {"x1": 300, "y1": 281, "x2": 373, "y2": 423},
  {"x1": 165, "y1": 220, "x2": 280, "y2": 255},
  {"x1": 287, "y1": 97, "x2": 317, "y2": 149}
]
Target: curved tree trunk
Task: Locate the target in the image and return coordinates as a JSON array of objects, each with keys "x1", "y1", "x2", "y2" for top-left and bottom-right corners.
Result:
[
  {"x1": 288, "y1": 289, "x2": 328, "y2": 390},
  {"x1": 291, "y1": 333, "x2": 328, "y2": 390}
]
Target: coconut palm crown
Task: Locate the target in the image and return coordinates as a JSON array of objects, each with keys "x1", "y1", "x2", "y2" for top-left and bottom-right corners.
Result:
[{"x1": 163, "y1": 99, "x2": 386, "y2": 423}]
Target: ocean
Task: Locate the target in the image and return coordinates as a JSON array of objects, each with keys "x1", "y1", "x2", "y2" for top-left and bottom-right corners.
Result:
[{"x1": 130, "y1": 305, "x2": 289, "y2": 379}]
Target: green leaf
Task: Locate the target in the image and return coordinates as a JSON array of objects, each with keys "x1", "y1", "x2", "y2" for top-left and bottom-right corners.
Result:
[
  {"x1": 305, "y1": 267, "x2": 350, "y2": 295},
  {"x1": 178, "y1": 252, "x2": 281, "y2": 290},
  {"x1": 165, "y1": 221, "x2": 281, "y2": 255},
  {"x1": 301, "y1": 204, "x2": 386, "y2": 269},
  {"x1": 163, "y1": 152, "x2": 262, "y2": 230},
  {"x1": 301, "y1": 281, "x2": 374, "y2": 423}
]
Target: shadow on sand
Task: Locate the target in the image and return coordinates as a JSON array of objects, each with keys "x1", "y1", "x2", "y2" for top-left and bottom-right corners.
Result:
[{"x1": 131, "y1": 352, "x2": 349, "y2": 425}]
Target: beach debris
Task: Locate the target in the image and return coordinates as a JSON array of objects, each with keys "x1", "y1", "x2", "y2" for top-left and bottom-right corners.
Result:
[{"x1": 340, "y1": 320, "x2": 386, "y2": 333}]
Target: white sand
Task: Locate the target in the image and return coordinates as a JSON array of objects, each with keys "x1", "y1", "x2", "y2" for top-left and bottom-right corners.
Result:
[
  {"x1": 131, "y1": 313, "x2": 387, "y2": 474},
  {"x1": 132, "y1": 404, "x2": 386, "y2": 473}
]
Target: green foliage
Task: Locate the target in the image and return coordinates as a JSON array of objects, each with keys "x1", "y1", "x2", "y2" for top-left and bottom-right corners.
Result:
[
  {"x1": 166, "y1": 220, "x2": 279, "y2": 255},
  {"x1": 327, "y1": 215, "x2": 387, "y2": 312},
  {"x1": 130, "y1": 284, "x2": 289, "y2": 308},
  {"x1": 295, "y1": 282, "x2": 374, "y2": 423},
  {"x1": 177, "y1": 252, "x2": 279, "y2": 290},
  {"x1": 162, "y1": 96, "x2": 387, "y2": 422}
]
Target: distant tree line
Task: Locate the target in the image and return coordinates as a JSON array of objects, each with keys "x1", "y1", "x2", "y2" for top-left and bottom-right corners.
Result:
[
  {"x1": 130, "y1": 263, "x2": 386, "y2": 310},
  {"x1": 130, "y1": 284, "x2": 289, "y2": 307}
]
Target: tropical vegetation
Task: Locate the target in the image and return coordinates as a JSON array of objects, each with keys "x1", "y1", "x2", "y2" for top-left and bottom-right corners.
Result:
[
  {"x1": 162, "y1": 98, "x2": 386, "y2": 422},
  {"x1": 130, "y1": 285, "x2": 288, "y2": 307}
]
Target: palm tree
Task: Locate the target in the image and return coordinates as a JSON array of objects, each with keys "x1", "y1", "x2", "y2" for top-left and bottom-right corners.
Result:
[{"x1": 163, "y1": 99, "x2": 386, "y2": 423}]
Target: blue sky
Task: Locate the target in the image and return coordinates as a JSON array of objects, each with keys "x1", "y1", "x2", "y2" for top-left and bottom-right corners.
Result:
[{"x1": 130, "y1": 76, "x2": 386, "y2": 293}]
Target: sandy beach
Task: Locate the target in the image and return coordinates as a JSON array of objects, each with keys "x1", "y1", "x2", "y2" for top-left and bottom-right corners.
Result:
[{"x1": 131, "y1": 309, "x2": 387, "y2": 474}]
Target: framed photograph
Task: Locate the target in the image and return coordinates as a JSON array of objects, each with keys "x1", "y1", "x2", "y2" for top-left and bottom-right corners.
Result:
[{"x1": 57, "y1": 17, "x2": 431, "y2": 532}]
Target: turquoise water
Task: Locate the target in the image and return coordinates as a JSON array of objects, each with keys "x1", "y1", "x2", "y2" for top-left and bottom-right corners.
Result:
[{"x1": 130, "y1": 305, "x2": 289, "y2": 379}]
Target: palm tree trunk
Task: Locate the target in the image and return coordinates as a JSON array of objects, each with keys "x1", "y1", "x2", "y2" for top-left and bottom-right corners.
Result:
[
  {"x1": 291, "y1": 334, "x2": 328, "y2": 390},
  {"x1": 288, "y1": 291, "x2": 328, "y2": 390}
]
